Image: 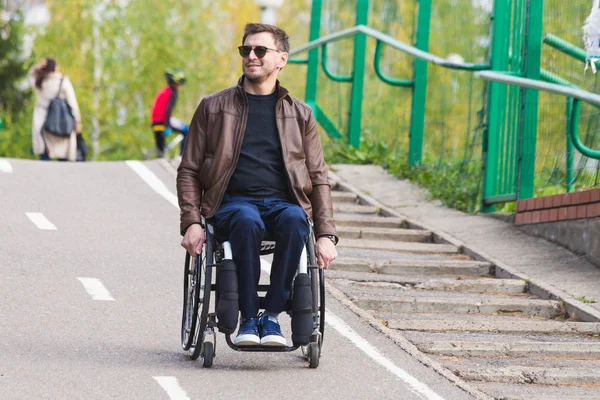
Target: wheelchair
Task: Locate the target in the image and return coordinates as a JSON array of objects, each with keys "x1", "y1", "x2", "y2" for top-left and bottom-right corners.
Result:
[{"x1": 181, "y1": 221, "x2": 325, "y2": 368}]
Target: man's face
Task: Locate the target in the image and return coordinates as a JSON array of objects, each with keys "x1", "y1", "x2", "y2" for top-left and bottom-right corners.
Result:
[{"x1": 241, "y1": 32, "x2": 287, "y2": 84}]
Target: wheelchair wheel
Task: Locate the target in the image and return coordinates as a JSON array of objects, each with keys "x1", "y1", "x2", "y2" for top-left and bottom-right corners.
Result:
[
  {"x1": 181, "y1": 252, "x2": 199, "y2": 351},
  {"x1": 202, "y1": 341, "x2": 214, "y2": 368},
  {"x1": 188, "y1": 240, "x2": 214, "y2": 360},
  {"x1": 307, "y1": 234, "x2": 325, "y2": 347},
  {"x1": 304, "y1": 231, "x2": 324, "y2": 368}
]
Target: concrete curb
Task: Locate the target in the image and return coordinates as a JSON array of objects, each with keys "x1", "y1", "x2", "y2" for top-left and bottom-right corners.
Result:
[
  {"x1": 329, "y1": 172, "x2": 600, "y2": 323},
  {"x1": 325, "y1": 282, "x2": 495, "y2": 400}
]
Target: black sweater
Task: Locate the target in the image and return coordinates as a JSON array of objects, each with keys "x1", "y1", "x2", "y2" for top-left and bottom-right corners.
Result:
[{"x1": 226, "y1": 91, "x2": 291, "y2": 200}]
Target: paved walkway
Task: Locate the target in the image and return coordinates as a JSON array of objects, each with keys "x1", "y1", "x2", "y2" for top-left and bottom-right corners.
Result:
[{"x1": 331, "y1": 164, "x2": 600, "y2": 317}]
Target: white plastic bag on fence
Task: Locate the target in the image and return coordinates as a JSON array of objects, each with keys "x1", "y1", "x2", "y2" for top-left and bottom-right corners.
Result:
[{"x1": 583, "y1": 0, "x2": 600, "y2": 72}]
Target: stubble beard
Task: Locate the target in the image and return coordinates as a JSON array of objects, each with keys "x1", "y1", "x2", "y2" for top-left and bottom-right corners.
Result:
[{"x1": 244, "y1": 64, "x2": 276, "y2": 84}]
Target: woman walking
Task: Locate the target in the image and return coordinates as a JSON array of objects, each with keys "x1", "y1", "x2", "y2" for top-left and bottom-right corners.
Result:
[{"x1": 29, "y1": 58, "x2": 82, "y2": 161}]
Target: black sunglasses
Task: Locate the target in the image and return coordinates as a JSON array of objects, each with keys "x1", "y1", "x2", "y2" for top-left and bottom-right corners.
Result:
[{"x1": 238, "y1": 45, "x2": 281, "y2": 58}]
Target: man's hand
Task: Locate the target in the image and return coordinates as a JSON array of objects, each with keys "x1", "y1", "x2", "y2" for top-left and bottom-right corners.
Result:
[
  {"x1": 181, "y1": 223, "x2": 205, "y2": 256},
  {"x1": 315, "y1": 237, "x2": 337, "y2": 269}
]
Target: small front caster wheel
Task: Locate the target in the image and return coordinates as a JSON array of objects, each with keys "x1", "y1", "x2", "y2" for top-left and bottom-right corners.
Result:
[
  {"x1": 202, "y1": 341, "x2": 214, "y2": 368},
  {"x1": 308, "y1": 342, "x2": 319, "y2": 369}
]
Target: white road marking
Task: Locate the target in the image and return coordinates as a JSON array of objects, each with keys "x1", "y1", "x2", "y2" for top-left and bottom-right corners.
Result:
[
  {"x1": 263, "y1": 258, "x2": 444, "y2": 400},
  {"x1": 133, "y1": 162, "x2": 445, "y2": 399},
  {"x1": 326, "y1": 312, "x2": 445, "y2": 400},
  {"x1": 125, "y1": 160, "x2": 179, "y2": 208},
  {"x1": 154, "y1": 376, "x2": 190, "y2": 400},
  {"x1": 77, "y1": 277, "x2": 115, "y2": 301},
  {"x1": 0, "y1": 159, "x2": 13, "y2": 173},
  {"x1": 26, "y1": 212, "x2": 57, "y2": 230}
]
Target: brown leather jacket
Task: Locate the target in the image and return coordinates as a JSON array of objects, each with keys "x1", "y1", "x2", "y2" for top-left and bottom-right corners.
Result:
[{"x1": 176, "y1": 77, "x2": 336, "y2": 240}]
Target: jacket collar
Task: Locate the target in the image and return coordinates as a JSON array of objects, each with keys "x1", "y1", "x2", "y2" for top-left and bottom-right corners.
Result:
[{"x1": 236, "y1": 75, "x2": 291, "y2": 104}]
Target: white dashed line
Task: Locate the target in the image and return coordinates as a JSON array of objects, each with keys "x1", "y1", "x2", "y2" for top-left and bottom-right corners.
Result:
[
  {"x1": 77, "y1": 277, "x2": 115, "y2": 301},
  {"x1": 154, "y1": 376, "x2": 190, "y2": 400},
  {"x1": 125, "y1": 160, "x2": 179, "y2": 208},
  {"x1": 26, "y1": 212, "x2": 57, "y2": 230},
  {"x1": 0, "y1": 159, "x2": 12, "y2": 173},
  {"x1": 132, "y1": 161, "x2": 445, "y2": 399}
]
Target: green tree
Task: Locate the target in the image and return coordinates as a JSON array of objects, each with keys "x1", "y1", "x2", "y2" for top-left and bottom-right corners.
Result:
[
  {"x1": 27, "y1": 0, "x2": 267, "y2": 160},
  {"x1": 0, "y1": 10, "x2": 33, "y2": 158}
]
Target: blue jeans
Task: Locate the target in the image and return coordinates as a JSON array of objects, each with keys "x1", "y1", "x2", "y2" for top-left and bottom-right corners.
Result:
[{"x1": 209, "y1": 195, "x2": 310, "y2": 319}]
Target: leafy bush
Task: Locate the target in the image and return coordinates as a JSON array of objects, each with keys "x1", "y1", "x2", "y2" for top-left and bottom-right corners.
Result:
[{"x1": 323, "y1": 133, "x2": 482, "y2": 213}]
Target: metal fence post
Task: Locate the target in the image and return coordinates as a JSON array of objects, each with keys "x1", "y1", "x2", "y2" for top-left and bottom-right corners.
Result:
[
  {"x1": 348, "y1": 0, "x2": 369, "y2": 148},
  {"x1": 481, "y1": 0, "x2": 511, "y2": 212},
  {"x1": 517, "y1": 0, "x2": 544, "y2": 200},
  {"x1": 566, "y1": 98, "x2": 574, "y2": 193},
  {"x1": 304, "y1": 0, "x2": 322, "y2": 112},
  {"x1": 408, "y1": 0, "x2": 431, "y2": 166}
]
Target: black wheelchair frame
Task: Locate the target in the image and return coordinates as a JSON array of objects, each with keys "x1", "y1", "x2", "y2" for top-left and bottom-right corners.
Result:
[{"x1": 181, "y1": 222, "x2": 325, "y2": 368}]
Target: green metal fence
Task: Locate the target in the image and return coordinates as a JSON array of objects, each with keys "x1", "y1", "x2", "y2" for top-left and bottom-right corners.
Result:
[
  {"x1": 290, "y1": 0, "x2": 600, "y2": 213},
  {"x1": 538, "y1": 1, "x2": 600, "y2": 194}
]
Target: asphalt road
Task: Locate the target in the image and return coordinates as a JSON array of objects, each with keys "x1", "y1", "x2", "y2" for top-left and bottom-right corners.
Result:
[{"x1": 0, "y1": 159, "x2": 474, "y2": 400}]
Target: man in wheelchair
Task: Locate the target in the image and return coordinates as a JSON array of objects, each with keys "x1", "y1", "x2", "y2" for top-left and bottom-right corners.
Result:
[{"x1": 177, "y1": 23, "x2": 337, "y2": 347}]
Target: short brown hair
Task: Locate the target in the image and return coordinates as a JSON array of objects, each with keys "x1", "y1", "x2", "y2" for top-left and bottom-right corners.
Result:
[{"x1": 242, "y1": 23, "x2": 289, "y2": 53}]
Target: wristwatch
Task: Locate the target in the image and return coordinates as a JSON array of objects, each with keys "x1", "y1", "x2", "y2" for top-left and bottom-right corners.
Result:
[{"x1": 321, "y1": 234, "x2": 338, "y2": 245}]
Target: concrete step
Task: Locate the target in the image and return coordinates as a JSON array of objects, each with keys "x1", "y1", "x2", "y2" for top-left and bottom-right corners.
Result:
[
  {"x1": 438, "y1": 355, "x2": 600, "y2": 371},
  {"x1": 336, "y1": 226, "x2": 432, "y2": 242},
  {"x1": 418, "y1": 340, "x2": 600, "y2": 358},
  {"x1": 327, "y1": 270, "x2": 526, "y2": 294},
  {"x1": 331, "y1": 191, "x2": 359, "y2": 203},
  {"x1": 334, "y1": 204, "x2": 379, "y2": 214},
  {"x1": 331, "y1": 257, "x2": 493, "y2": 276},
  {"x1": 339, "y1": 283, "x2": 538, "y2": 301},
  {"x1": 385, "y1": 315, "x2": 600, "y2": 335},
  {"x1": 402, "y1": 330, "x2": 600, "y2": 344},
  {"x1": 353, "y1": 295, "x2": 563, "y2": 318},
  {"x1": 334, "y1": 214, "x2": 406, "y2": 228},
  {"x1": 476, "y1": 382, "x2": 600, "y2": 400},
  {"x1": 452, "y1": 365, "x2": 600, "y2": 385},
  {"x1": 338, "y1": 238, "x2": 459, "y2": 254}
]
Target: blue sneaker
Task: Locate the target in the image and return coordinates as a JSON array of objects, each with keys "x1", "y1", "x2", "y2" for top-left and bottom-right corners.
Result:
[
  {"x1": 258, "y1": 314, "x2": 287, "y2": 346},
  {"x1": 234, "y1": 317, "x2": 260, "y2": 346}
]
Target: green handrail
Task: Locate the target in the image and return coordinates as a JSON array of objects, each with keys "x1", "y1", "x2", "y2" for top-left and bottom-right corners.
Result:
[
  {"x1": 288, "y1": 58, "x2": 308, "y2": 64},
  {"x1": 374, "y1": 40, "x2": 413, "y2": 87},
  {"x1": 566, "y1": 98, "x2": 574, "y2": 192},
  {"x1": 477, "y1": 70, "x2": 600, "y2": 160},
  {"x1": 540, "y1": 68, "x2": 576, "y2": 87},
  {"x1": 543, "y1": 33, "x2": 598, "y2": 67},
  {"x1": 289, "y1": 23, "x2": 491, "y2": 150},
  {"x1": 321, "y1": 44, "x2": 352, "y2": 82},
  {"x1": 289, "y1": 25, "x2": 491, "y2": 71},
  {"x1": 571, "y1": 99, "x2": 600, "y2": 159},
  {"x1": 477, "y1": 71, "x2": 600, "y2": 106},
  {"x1": 539, "y1": 69, "x2": 576, "y2": 192}
]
